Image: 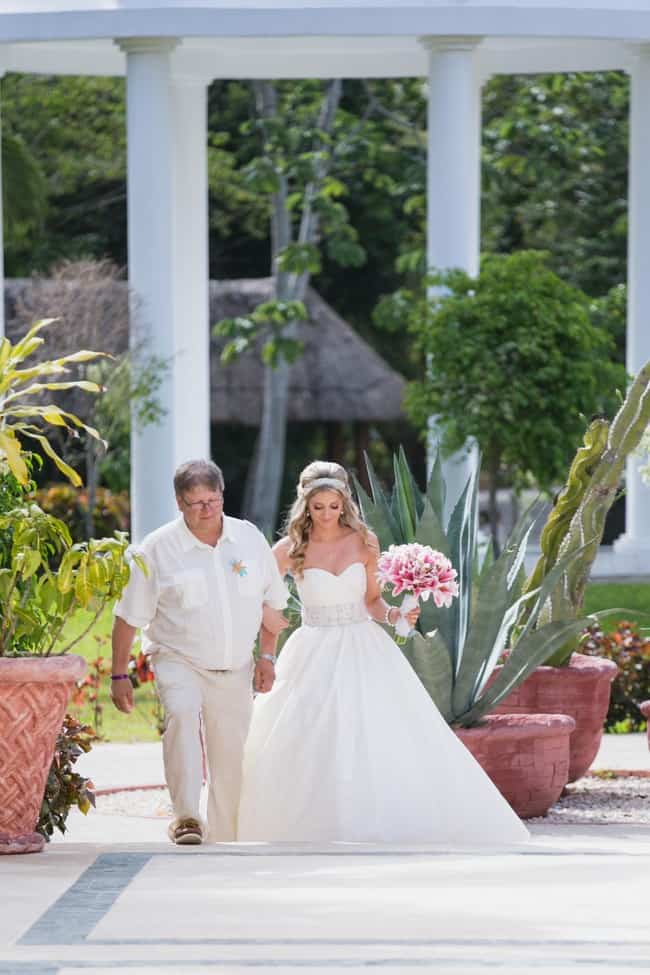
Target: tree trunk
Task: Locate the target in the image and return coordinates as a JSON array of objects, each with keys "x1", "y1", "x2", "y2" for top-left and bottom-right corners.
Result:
[
  {"x1": 243, "y1": 79, "x2": 343, "y2": 536},
  {"x1": 354, "y1": 422, "x2": 371, "y2": 491},
  {"x1": 84, "y1": 439, "x2": 98, "y2": 540}
]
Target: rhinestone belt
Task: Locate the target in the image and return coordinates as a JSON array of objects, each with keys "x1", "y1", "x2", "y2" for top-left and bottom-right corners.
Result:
[{"x1": 302, "y1": 602, "x2": 370, "y2": 627}]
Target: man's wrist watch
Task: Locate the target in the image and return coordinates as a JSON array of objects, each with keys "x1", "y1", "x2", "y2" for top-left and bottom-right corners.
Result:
[{"x1": 259, "y1": 653, "x2": 277, "y2": 665}]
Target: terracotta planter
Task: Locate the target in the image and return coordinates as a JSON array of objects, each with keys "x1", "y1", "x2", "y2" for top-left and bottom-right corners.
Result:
[
  {"x1": 455, "y1": 713, "x2": 576, "y2": 818},
  {"x1": 0, "y1": 655, "x2": 87, "y2": 854},
  {"x1": 640, "y1": 701, "x2": 650, "y2": 749},
  {"x1": 491, "y1": 653, "x2": 618, "y2": 783}
]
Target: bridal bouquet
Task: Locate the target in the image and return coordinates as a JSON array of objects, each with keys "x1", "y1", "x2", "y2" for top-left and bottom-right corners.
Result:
[{"x1": 377, "y1": 543, "x2": 459, "y2": 640}]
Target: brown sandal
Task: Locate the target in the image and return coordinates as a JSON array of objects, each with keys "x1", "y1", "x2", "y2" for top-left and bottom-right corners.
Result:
[{"x1": 169, "y1": 817, "x2": 203, "y2": 845}]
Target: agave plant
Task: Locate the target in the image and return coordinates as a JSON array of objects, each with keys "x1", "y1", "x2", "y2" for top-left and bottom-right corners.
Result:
[
  {"x1": 0, "y1": 318, "x2": 108, "y2": 486},
  {"x1": 354, "y1": 450, "x2": 590, "y2": 726}
]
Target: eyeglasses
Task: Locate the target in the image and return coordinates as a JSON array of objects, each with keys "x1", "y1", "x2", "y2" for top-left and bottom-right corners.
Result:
[{"x1": 181, "y1": 495, "x2": 223, "y2": 511}]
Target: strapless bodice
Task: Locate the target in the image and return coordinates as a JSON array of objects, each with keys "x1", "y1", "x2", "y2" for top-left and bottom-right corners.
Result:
[{"x1": 297, "y1": 562, "x2": 369, "y2": 626}]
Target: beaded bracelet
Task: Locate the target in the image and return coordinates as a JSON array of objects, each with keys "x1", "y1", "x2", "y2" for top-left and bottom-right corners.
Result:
[
  {"x1": 383, "y1": 605, "x2": 397, "y2": 627},
  {"x1": 111, "y1": 674, "x2": 130, "y2": 681}
]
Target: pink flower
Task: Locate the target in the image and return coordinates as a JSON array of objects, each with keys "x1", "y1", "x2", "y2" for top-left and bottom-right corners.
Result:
[{"x1": 376, "y1": 543, "x2": 459, "y2": 606}]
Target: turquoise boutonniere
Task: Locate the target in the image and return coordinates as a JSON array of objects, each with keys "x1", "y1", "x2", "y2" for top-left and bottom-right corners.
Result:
[{"x1": 230, "y1": 559, "x2": 248, "y2": 577}]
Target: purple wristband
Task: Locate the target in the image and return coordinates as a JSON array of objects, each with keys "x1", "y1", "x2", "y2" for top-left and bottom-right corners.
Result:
[{"x1": 111, "y1": 674, "x2": 130, "y2": 681}]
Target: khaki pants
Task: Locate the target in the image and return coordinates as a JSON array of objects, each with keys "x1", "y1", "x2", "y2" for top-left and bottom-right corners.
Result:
[{"x1": 153, "y1": 653, "x2": 254, "y2": 842}]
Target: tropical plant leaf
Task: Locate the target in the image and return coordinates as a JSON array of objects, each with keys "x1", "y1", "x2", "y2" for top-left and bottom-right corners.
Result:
[
  {"x1": 426, "y1": 448, "x2": 446, "y2": 524},
  {"x1": 392, "y1": 452, "x2": 417, "y2": 541},
  {"x1": 360, "y1": 452, "x2": 400, "y2": 543},
  {"x1": 351, "y1": 473, "x2": 396, "y2": 553},
  {"x1": 450, "y1": 498, "x2": 545, "y2": 716},
  {"x1": 0, "y1": 429, "x2": 29, "y2": 484},
  {"x1": 458, "y1": 617, "x2": 592, "y2": 725},
  {"x1": 403, "y1": 630, "x2": 454, "y2": 721}
]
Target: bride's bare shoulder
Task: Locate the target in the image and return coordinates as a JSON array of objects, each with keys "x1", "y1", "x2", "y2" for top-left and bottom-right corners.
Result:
[{"x1": 364, "y1": 530, "x2": 380, "y2": 559}]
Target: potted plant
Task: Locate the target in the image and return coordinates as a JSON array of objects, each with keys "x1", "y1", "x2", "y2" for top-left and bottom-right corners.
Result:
[
  {"x1": 494, "y1": 363, "x2": 650, "y2": 782},
  {"x1": 0, "y1": 320, "x2": 140, "y2": 854},
  {"x1": 354, "y1": 450, "x2": 587, "y2": 817}
]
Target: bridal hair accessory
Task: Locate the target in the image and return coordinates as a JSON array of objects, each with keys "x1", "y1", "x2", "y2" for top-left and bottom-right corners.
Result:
[
  {"x1": 302, "y1": 477, "x2": 347, "y2": 495},
  {"x1": 377, "y1": 543, "x2": 459, "y2": 641}
]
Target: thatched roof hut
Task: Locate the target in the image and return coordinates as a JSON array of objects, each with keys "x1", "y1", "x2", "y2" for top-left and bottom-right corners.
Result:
[
  {"x1": 209, "y1": 279, "x2": 404, "y2": 425},
  {"x1": 5, "y1": 276, "x2": 405, "y2": 426}
]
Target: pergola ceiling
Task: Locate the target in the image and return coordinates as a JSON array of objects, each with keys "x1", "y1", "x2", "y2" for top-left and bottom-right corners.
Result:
[
  {"x1": 0, "y1": 1, "x2": 646, "y2": 79},
  {"x1": 0, "y1": 36, "x2": 636, "y2": 80}
]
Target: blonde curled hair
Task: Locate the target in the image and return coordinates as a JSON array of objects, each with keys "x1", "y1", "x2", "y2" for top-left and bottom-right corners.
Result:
[{"x1": 284, "y1": 461, "x2": 371, "y2": 578}]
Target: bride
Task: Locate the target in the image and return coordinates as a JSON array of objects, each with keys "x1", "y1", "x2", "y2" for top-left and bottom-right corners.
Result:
[{"x1": 237, "y1": 461, "x2": 529, "y2": 845}]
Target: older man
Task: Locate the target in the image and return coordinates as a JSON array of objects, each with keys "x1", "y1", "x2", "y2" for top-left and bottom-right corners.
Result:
[{"x1": 111, "y1": 459, "x2": 288, "y2": 845}]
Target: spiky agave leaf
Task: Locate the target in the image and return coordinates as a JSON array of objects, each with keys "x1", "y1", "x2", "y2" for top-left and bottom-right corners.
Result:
[
  {"x1": 426, "y1": 448, "x2": 446, "y2": 526},
  {"x1": 351, "y1": 473, "x2": 397, "y2": 553},
  {"x1": 356, "y1": 452, "x2": 400, "y2": 546},
  {"x1": 450, "y1": 499, "x2": 545, "y2": 717},
  {"x1": 456, "y1": 617, "x2": 592, "y2": 726},
  {"x1": 403, "y1": 629, "x2": 454, "y2": 721}
]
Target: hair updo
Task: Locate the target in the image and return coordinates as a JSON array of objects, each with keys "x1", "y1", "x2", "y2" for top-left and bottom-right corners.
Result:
[{"x1": 284, "y1": 461, "x2": 371, "y2": 578}]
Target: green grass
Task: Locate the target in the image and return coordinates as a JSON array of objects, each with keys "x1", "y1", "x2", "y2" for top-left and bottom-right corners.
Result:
[
  {"x1": 583, "y1": 582, "x2": 650, "y2": 629},
  {"x1": 58, "y1": 605, "x2": 160, "y2": 743}
]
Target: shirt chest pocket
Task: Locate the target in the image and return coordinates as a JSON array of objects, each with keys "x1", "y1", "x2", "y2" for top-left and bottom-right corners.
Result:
[
  {"x1": 232, "y1": 557, "x2": 262, "y2": 598},
  {"x1": 162, "y1": 569, "x2": 209, "y2": 611}
]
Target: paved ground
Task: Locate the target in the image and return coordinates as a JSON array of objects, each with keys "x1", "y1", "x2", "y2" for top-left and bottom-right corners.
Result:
[{"x1": 2, "y1": 734, "x2": 649, "y2": 975}]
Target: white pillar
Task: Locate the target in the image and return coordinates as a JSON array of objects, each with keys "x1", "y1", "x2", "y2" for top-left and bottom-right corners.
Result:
[
  {"x1": 171, "y1": 75, "x2": 210, "y2": 470},
  {"x1": 613, "y1": 45, "x2": 650, "y2": 568},
  {"x1": 120, "y1": 38, "x2": 179, "y2": 541},
  {"x1": 422, "y1": 37, "x2": 482, "y2": 523}
]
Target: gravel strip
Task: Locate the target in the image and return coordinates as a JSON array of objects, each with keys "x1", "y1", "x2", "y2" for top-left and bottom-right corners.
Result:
[
  {"x1": 96, "y1": 788, "x2": 172, "y2": 819},
  {"x1": 95, "y1": 776, "x2": 650, "y2": 826},
  {"x1": 528, "y1": 775, "x2": 650, "y2": 825}
]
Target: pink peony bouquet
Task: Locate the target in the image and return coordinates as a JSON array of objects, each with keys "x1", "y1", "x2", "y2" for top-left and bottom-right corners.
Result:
[{"x1": 376, "y1": 543, "x2": 459, "y2": 640}]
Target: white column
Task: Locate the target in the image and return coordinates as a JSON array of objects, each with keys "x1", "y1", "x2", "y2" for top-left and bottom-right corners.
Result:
[
  {"x1": 613, "y1": 46, "x2": 650, "y2": 568},
  {"x1": 171, "y1": 75, "x2": 210, "y2": 470},
  {"x1": 422, "y1": 37, "x2": 482, "y2": 523},
  {"x1": 120, "y1": 38, "x2": 179, "y2": 541}
]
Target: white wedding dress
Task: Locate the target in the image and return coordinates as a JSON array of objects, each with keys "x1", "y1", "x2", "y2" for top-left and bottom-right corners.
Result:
[{"x1": 237, "y1": 562, "x2": 529, "y2": 845}]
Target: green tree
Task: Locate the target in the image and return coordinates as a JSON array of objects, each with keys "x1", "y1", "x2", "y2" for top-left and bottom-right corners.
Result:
[
  {"x1": 1, "y1": 74, "x2": 127, "y2": 274},
  {"x1": 482, "y1": 72, "x2": 629, "y2": 296},
  {"x1": 397, "y1": 250, "x2": 624, "y2": 543}
]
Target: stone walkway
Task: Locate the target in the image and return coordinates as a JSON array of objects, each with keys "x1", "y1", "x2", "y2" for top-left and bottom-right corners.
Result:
[{"x1": 1, "y1": 734, "x2": 649, "y2": 975}]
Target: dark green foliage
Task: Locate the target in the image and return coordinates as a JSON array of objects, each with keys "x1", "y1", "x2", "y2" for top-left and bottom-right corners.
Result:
[
  {"x1": 38, "y1": 713, "x2": 96, "y2": 839},
  {"x1": 401, "y1": 251, "x2": 624, "y2": 497},
  {"x1": 482, "y1": 72, "x2": 629, "y2": 297},
  {"x1": 582, "y1": 621, "x2": 650, "y2": 732}
]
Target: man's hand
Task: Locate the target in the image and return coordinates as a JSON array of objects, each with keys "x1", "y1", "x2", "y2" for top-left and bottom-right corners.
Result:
[
  {"x1": 254, "y1": 658, "x2": 276, "y2": 694},
  {"x1": 110, "y1": 678, "x2": 135, "y2": 713}
]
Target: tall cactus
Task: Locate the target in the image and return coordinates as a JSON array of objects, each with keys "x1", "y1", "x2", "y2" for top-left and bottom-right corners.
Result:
[
  {"x1": 534, "y1": 361, "x2": 650, "y2": 664},
  {"x1": 518, "y1": 417, "x2": 609, "y2": 628}
]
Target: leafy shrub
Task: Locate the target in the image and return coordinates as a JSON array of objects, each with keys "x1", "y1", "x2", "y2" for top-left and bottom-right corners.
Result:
[
  {"x1": 34, "y1": 482, "x2": 130, "y2": 540},
  {"x1": 38, "y1": 714, "x2": 96, "y2": 839},
  {"x1": 582, "y1": 620, "x2": 650, "y2": 731}
]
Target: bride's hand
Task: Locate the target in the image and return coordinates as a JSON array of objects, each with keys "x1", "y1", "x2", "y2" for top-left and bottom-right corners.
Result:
[
  {"x1": 262, "y1": 604, "x2": 290, "y2": 635},
  {"x1": 405, "y1": 606, "x2": 420, "y2": 628}
]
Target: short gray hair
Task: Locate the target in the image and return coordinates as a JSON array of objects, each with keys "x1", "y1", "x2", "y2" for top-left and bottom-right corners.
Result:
[{"x1": 173, "y1": 459, "x2": 225, "y2": 496}]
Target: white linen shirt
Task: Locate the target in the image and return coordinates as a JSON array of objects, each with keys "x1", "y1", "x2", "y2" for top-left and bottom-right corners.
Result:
[{"x1": 114, "y1": 515, "x2": 288, "y2": 670}]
